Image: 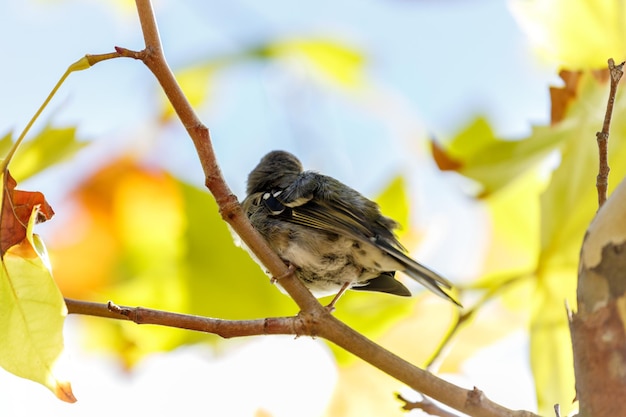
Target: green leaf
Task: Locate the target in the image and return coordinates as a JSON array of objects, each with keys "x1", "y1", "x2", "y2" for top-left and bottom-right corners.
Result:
[
  {"x1": 8, "y1": 126, "x2": 87, "y2": 181},
  {"x1": 0, "y1": 205, "x2": 74, "y2": 402},
  {"x1": 180, "y1": 181, "x2": 296, "y2": 322},
  {"x1": 80, "y1": 172, "x2": 297, "y2": 364},
  {"x1": 93, "y1": 172, "x2": 419, "y2": 361}
]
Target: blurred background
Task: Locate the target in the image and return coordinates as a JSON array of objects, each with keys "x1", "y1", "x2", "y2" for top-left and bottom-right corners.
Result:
[{"x1": 2, "y1": 0, "x2": 620, "y2": 416}]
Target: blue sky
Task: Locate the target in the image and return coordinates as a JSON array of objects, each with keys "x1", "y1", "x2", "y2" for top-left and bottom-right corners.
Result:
[{"x1": 1, "y1": 0, "x2": 557, "y2": 198}]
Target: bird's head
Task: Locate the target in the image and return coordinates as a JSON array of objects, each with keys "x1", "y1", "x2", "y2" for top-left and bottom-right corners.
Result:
[{"x1": 246, "y1": 150, "x2": 304, "y2": 195}]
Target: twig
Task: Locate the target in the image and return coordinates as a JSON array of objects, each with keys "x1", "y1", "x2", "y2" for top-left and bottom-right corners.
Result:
[
  {"x1": 596, "y1": 58, "x2": 624, "y2": 208},
  {"x1": 397, "y1": 393, "x2": 462, "y2": 417},
  {"x1": 425, "y1": 274, "x2": 531, "y2": 371},
  {"x1": 84, "y1": 51, "x2": 125, "y2": 66}
]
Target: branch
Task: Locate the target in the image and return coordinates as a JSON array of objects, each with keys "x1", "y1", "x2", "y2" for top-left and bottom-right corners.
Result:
[
  {"x1": 596, "y1": 58, "x2": 624, "y2": 208},
  {"x1": 62, "y1": 1, "x2": 544, "y2": 416},
  {"x1": 130, "y1": 0, "x2": 319, "y2": 314},
  {"x1": 397, "y1": 392, "x2": 464, "y2": 417},
  {"x1": 65, "y1": 298, "x2": 302, "y2": 338},
  {"x1": 65, "y1": 298, "x2": 536, "y2": 417},
  {"x1": 425, "y1": 274, "x2": 531, "y2": 371}
]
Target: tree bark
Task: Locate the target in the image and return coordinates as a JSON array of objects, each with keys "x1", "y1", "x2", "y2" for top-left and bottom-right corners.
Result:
[{"x1": 573, "y1": 176, "x2": 626, "y2": 416}]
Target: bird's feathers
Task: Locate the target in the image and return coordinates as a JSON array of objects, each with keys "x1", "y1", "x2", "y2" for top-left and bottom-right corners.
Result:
[{"x1": 244, "y1": 150, "x2": 460, "y2": 306}]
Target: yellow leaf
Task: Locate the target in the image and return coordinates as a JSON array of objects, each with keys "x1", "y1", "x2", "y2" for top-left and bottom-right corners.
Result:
[
  {"x1": 375, "y1": 176, "x2": 409, "y2": 238},
  {"x1": 511, "y1": 0, "x2": 626, "y2": 68},
  {"x1": 0, "y1": 132, "x2": 13, "y2": 159},
  {"x1": 434, "y1": 117, "x2": 563, "y2": 196},
  {"x1": 0, "y1": 205, "x2": 74, "y2": 402},
  {"x1": 0, "y1": 127, "x2": 86, "y2": 182},
  {"x1": 9, "y1": 126, "x2": 87, "y2": 182},
  {"x1": 444, "y1": 72, "x2": 626, "y2": 414},
  {"x1": 162, "y1": 65, "x2": 215, "y2": 120},
  {"x1": 480, "y1": 170, "x2": 544, "y2": 291},
  {"x1": 265, "y1": 39, "x2": 366, "y2": 89},
  {"x1": 525, "y1": 72, "x2": 626, "y2": 414},
  {"x1": 326, "y1": 360, "x2": 405, "y2": 417},
  {"x1": 530, "y1": 268, "x2": 576, "y2": 416},
  {"x1": 51, "y1": 158, "x2": 297, "y2": 364},
  {"x1": 160, "y1": 38, "x2": 365, "y2": 120}
]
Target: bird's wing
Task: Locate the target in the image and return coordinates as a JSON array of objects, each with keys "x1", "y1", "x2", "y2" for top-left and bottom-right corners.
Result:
[
  {"x1": 289, "y1": 198, "x2": 377, "y2": 241},
  {"x1": 263, "y1": 186, "x2": 461, "y2": 306}
]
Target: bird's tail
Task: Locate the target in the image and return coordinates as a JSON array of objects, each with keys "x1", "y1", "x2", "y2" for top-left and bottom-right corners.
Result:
[
  {"x1": 402, "y1": 261, "x2": 462, "y2": 307},
  {"x1": 374, "y1": 236, "x2": 462, "y2": 307}
]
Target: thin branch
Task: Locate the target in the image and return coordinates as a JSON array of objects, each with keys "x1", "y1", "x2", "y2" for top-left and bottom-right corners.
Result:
[
  {"x1": 397, "y1": 393, "x2": 462, "y2": 417},
  {"x1": 426, "y1": 274, "x2": 532, "y2": 371},
  {"x1": 65, "y1": 298, "x2": 301, "y2": 338},
  {"x1": 596, "y1": 58, "x2": 624, "y2": 208}
]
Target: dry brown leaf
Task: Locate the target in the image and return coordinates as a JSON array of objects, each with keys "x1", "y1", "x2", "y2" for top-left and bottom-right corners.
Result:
[
  {"x1": 0, "y1": 171, "x2": 54, "y2": 256},
  {"x1": 549, "y1": 70, "x2": 582, "y2": 125}
]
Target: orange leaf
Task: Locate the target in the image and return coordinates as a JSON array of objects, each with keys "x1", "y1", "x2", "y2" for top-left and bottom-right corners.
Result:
[
  {"x1": 55, "y1": 381, "x2": 77, "y2": 403},
  {"x1": 549, "y1": 70, "x2": 581, "y2": 125},
  {"x1": 0, "y1": 171, "x2": 54, "y2": 256},
  {"x1": 430, "y1": 140, "x2": 463, "y2": 171}
]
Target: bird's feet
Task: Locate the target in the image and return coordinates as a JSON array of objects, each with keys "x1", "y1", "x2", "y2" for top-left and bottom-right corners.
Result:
[
  {"x1": 270, "y1": 263, "x2": 296, "y2": 285},
  {"x1": 324, "y1": 282, "x2": 351, "y2": 312}
]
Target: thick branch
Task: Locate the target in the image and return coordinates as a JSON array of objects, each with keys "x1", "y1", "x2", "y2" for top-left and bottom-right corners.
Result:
[
  {"x1": 574, "y1": 174, "x2": 626, "y2": 416},
  {"x1": 317, "y1": 313, "x2": 537, "y2": 417}
]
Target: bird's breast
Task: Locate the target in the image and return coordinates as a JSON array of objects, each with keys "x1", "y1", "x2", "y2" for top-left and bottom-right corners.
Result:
[{"x1": 270, "y1": 225, "x2": 394, "y2": 297}]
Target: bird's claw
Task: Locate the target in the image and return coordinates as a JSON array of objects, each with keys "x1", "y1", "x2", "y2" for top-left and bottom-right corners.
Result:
[{"x1": 271, "y1": 263, "x2": 296, "y2": 284}]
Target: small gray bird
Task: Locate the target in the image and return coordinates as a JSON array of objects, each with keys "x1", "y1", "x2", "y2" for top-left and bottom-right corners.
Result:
[{"x1": 242, "y1": 150, "x2": 460, "y2": 308}]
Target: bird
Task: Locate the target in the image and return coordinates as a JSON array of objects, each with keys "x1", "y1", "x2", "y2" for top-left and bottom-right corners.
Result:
[{"x1": 241, "y1": 150, "x2": 460, "y2": 309}]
